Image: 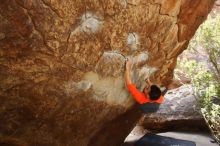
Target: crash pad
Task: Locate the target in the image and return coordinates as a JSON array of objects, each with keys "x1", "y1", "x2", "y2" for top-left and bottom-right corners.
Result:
[{"x1": 135, "y1": 134, "x2": 196, "y2": 146}]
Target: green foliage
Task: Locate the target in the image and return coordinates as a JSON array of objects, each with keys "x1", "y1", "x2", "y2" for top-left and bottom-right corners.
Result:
[
  {"x1": 178, "y1": 14, "x2": 220, "y2": 102},
  {"x1": 177, "y1": 59, "x2": 198, "y2": 77},
  {"x1": 177, "y1": 14, "x2": 220, "y2": 142},
  {"x1": 202, "y1": 104, "x2": 220, "y2": 142},
  {"x1": 176, "y1": 59, "x2": 218, "y2": 102},
  {"x1": 195, "y1": 15, "x2": 220, "y2": 99}
]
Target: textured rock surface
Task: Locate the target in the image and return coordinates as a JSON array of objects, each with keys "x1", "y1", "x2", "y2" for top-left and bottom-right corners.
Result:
[
  {"x1": 0, "y1": 0, "x2": 215, "y2": 146},
  {"x1": 138, "y1": 85, "x2": 207, "y2": 132}
]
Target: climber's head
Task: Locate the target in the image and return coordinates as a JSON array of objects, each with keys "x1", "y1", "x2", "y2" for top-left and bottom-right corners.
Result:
[
  {"x1": 143, "y1": 85, "x2": 161, "y2": 100},
  {"x1": 148, "y1": 85, "x2": 162, "y2": 100},
  {"x1": 143, "y1": 79, "x2": 162, "y2": 101}
]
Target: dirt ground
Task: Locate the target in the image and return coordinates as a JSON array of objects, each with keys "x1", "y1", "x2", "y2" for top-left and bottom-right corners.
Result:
[{"x1": 124, "y1": 126, "x2": 219, "y2": 146}]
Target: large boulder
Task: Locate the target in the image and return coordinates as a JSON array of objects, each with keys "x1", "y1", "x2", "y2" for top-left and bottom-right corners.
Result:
[
  {"x1": 0, "y1": 0, "x2": 215, "y2": 146},
  {"x1": 138, "y1": 85, "x2": 207, "y2": 132}
]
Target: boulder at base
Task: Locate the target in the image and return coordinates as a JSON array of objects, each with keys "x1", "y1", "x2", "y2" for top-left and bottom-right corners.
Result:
[{"x1": 138, "y1": 85, "x2": 207, "y2": 132}]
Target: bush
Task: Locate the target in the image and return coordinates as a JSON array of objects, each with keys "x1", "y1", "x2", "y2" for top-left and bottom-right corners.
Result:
[{"x1": 176, "y1": 14, "x2": 220, "y2": 143}]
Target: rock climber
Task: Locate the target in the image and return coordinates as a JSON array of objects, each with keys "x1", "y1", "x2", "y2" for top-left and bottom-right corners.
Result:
[{"x1": 124, "y1": 58, "x2": 164, "y2": 113}]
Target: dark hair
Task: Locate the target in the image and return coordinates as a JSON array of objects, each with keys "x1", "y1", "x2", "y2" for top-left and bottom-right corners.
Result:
[{"x1": 149, "y1": 85, "x2": 161, "y2": 100}]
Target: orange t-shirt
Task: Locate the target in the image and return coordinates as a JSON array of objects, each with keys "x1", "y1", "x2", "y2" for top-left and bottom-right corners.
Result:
[{"x1": 127, "y1": 84, "x2": 163, "y2": 104}]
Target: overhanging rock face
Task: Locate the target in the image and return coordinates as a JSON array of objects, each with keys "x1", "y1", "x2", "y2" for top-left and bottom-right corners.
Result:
[{"x1": 0, "y1": 0, "x2": 215, "y2": 146}]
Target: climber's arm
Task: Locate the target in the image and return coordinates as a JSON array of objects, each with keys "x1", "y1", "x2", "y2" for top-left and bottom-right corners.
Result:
[
  {"x1": 125, "y1": 59, "x2": 148, "y2": 104},
  {"x1": 146, "y1": 78, "x2": 153, "y2": 86},
  {"x1": 125, "y1": 59, "x2": 132, "y2": 86}
]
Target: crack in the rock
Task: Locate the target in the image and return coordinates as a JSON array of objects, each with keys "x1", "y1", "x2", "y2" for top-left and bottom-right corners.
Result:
[
  {"x1": 127, "y1": 2, "x2": 137, "y2": 6},
  {"x1": 130, "y1": 32, "x2": 137, "y2": 43},
  {"x1": 65, "y1": 31, "x2": 71, "y2": 52},
  {"x1": 41, "y1": 0, "x2": 63, "y2": 19},
  {"x1": 176, "y1": 22, "x2": 181, "y2": 43},
  {"x1": 15, "y1": 1, "x2": 55, "y2": 55},
  {"x1": 157, "y1": 3, "x2": 171, "y2": 17},
  {"x1": 28, "y1": 13, "x2": 55, "y2": 55},
  {"x1": 148, "y1": 2, "x2": 176, "y2": 18}
]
